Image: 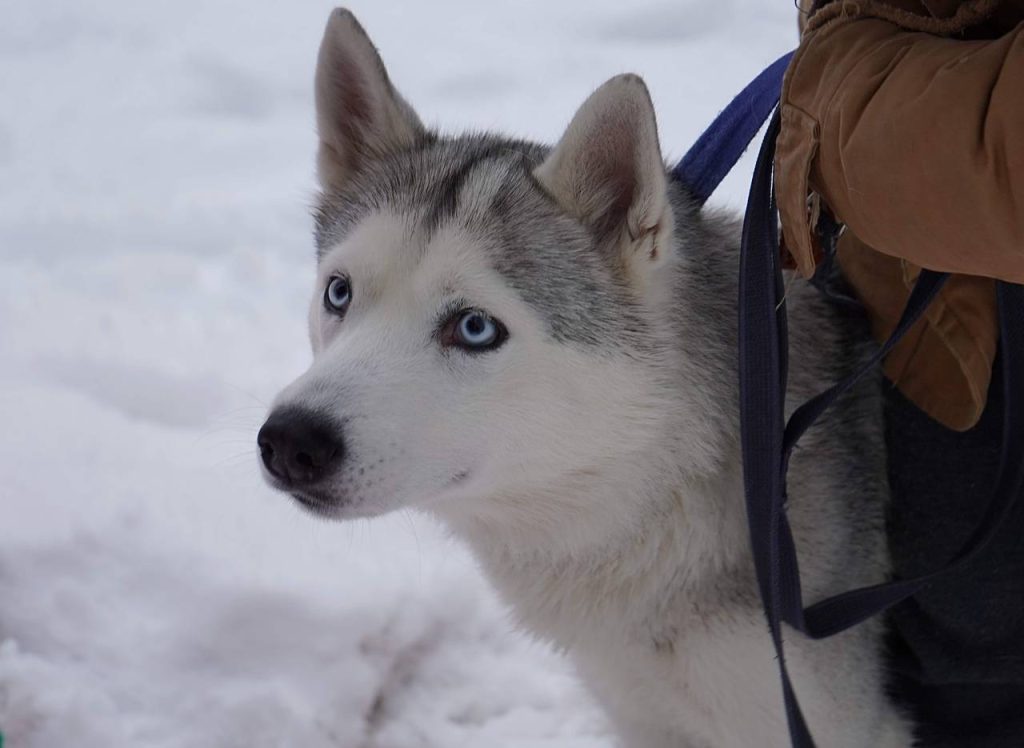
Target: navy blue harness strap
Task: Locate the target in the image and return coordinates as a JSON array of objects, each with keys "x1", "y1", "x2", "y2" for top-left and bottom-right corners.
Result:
[
  {"x1": 675, "y1": 52, "x2": 794, "y2": 206},
  {"x1": 737, "y1": 106, "x2": 1024, "y2": 747}
]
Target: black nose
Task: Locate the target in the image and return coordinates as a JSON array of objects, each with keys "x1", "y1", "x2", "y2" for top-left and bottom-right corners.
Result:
[{"x1": 257, "y1": 407, "x2": 344, "y2": 486}]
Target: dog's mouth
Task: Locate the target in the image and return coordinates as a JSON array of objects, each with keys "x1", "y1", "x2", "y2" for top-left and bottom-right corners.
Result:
[
  {"x1": 262, "y1": 463, "x2": 474, "y2": 520},
  {"x1": 259, "y1": 463, "x2": 345, "y2": 515},
  {"x1": 289, "y1": 489, "x2": 342, "y2": 517}
]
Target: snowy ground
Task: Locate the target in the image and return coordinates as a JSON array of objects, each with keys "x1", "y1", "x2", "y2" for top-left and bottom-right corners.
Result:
[{"x1": 0, "y1": 2, "x2": 795, "y2": 746}]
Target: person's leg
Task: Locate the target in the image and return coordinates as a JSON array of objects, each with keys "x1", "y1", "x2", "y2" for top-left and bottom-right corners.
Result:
[{"x1": 884, "y1": 354, "x2": 1024, "y2": 746}]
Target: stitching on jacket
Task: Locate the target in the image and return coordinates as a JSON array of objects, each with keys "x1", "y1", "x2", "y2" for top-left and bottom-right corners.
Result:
[
  {"x1": 806, "y1": 0, "x2": 1000, "y2": 36},
  {"x1": 931, "y1": 281, "x2": 993, "y2": 408}
]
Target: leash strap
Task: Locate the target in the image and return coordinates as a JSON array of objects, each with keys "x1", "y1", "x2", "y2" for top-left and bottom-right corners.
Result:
[
  {"x1": 738, "y1": 107, "x2": 1024, "y2": 746},
  {"x1": 737, "y1": 110, "x2": 816, "y2": 745}
]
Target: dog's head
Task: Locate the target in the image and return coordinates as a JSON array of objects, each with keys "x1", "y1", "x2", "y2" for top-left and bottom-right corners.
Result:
[{"x1": 259, "y1": 10, "x2": 702, "y2": 536}]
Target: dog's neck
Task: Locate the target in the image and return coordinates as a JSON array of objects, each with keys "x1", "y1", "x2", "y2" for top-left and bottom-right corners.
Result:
[{"x1": 434, "y1": 452, "x2": 755, "y2": 650}]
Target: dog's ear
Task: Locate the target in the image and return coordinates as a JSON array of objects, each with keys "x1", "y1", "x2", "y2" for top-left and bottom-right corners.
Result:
[
  {"x1": 315, "y1": 9, "x2": 426, "y2": 190},
  {"x1": 534, "y1": 75, "x2": 673, "y2": 270}
]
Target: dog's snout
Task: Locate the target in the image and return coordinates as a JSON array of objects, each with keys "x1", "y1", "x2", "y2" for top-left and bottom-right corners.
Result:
[{"x1": 257, "y1": 407, "x2": 343, "y2": 486}]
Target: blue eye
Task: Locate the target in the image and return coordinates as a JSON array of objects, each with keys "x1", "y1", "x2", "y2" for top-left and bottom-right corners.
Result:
[
  {"x1": 324, "y1": 276, "x2": 351, "y2": 314},
  {"x1": 446, "y1": 309, "x2": 507, "y2": 351}
]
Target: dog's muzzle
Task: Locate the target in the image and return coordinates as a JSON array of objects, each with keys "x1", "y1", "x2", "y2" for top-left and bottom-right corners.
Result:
[{"x1": 257, "y1": 406, "x2": 344, "y2": 488}]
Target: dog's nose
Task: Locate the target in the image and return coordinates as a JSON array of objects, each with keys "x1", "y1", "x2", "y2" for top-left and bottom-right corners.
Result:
[{"x1": 257, "y1": 407, "x2": 344, "y2": 486}]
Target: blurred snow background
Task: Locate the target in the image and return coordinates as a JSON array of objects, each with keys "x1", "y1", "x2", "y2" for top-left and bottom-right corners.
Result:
[{"x1": 0, "y1": 1, "x2": 795, "y2": 745}]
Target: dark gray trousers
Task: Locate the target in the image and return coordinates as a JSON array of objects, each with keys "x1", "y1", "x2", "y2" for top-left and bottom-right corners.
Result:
[{"x1": 884, "y1": 354, "x2": 1024, "y2": 746}]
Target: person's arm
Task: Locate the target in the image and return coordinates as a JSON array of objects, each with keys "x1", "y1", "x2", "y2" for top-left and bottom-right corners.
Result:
[{"x1": 776, "y1": 10, "x2": 1024, "y2": 282}]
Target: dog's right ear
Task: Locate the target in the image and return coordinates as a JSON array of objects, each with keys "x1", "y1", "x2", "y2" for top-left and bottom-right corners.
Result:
[{"x1": 315, "y1": 9, "x2": 425, "y2": 191}]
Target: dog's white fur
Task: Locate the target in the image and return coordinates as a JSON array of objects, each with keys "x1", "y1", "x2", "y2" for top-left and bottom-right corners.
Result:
[{"x1": 263, "y1": 10, "x2": 913, "y2": 747}]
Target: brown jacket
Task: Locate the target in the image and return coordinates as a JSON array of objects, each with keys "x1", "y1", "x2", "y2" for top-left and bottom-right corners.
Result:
[{"x1": 778, "y1": 0, "x2": 1024, "y2": 430}]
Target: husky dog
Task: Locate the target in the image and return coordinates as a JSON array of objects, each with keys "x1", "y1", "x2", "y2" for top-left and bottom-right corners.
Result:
[{"x1": 258, "y1": 9, "x2": 912, "y2": 747}]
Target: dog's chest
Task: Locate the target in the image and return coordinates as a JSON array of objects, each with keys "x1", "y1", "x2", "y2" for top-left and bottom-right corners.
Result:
[
  {"x1": 478, "y1": 553, "x2": 793, "y2": 745},
  {"x1": 462, "y1": 520, "x2": 906, "y2": 747},
  {"x1": 571, "y1": 616, "x2": 792, "y2": 747}
]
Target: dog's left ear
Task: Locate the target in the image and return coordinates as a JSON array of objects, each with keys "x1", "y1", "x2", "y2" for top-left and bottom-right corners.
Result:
[{"x1": 535, "y1": 74, "x2": 673, "y2": 272}]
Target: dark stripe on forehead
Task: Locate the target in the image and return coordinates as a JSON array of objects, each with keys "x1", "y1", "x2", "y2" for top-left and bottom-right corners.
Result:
[
  {"x1": 314, "y1": 135, "x2": 545, "y2": 259},
  {"x1": 420, "y1": 143, "x2": 511, "y2": 237}
]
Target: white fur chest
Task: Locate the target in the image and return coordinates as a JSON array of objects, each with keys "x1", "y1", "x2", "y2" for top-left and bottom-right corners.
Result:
[
  {"x1": 462, "y1": 534, "x2": 789, "y2": 747},
  {"x1": 557, "y1": 615, "x2": 907, "y2": 748},
  {"x1": 460, "y1": 525, "x2": 911, "y2": 748},
  {"x1": 571, "y1": 617, "x2": 790, "y2": 748}
]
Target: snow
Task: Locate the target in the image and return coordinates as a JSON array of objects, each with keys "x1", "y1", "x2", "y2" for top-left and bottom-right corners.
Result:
[{"x1": 0, "y1": 1, "x2": 794, "y2": 745}]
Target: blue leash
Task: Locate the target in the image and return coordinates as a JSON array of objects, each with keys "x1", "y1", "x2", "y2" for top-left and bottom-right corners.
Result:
[{"x1": 678, "y1": 54, "x2": 1024, "y2": 747}]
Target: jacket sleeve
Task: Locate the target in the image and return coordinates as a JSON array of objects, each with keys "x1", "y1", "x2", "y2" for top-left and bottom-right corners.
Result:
[{"x1": 776, "y1": 13, "x2": 1024, "y2": 283}]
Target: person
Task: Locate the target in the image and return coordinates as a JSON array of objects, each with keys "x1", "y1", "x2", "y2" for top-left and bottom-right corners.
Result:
[{"x1": 776, "y1": 1, "x2": 1023, "y2": 744}]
